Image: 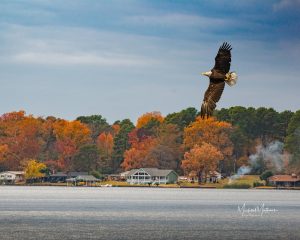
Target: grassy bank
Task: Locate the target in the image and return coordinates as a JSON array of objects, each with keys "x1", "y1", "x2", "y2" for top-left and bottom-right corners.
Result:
[{"x1": 6, "y1": 175, "x2": 266, "y2": 189}]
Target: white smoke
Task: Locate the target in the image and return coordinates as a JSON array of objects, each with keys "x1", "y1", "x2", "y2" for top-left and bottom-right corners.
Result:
[
  {"x1": 229, "y1": 141, "x2": 288, "y2": 182},
  {"x1": 249, "y1": 141, "x2": 287, "y2": 172},
  {"x1": 229, "y1": 165, "x2": 251, "y2": 183}
]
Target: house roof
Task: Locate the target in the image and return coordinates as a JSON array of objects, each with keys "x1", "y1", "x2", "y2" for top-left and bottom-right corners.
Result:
[
  {"x1": 128, "y1": 168, "x2": 178, "y2": 177},
  {"x1": 144, "y1": 168, "x2": 176, "y2": 177},
  {"x1": 0, "y1": 171, "x2": 24, "y2": 175},
  {"x1": 67, "y1": 172, "x2": 89, "y2": 177},
  {"x1": 50, "y1": 172, "x2": 67, "y2": 177},
  {"x1": 208, "y1": 171, "x2": 221, "y2": 177},
  {"x1": 268, "y1": 175, "x2": 300, "y2": 182},
  {"x1": 75, "y1": 175, "x2": 99, "y2": 181},
  {"x1": 127, "y1": 169, "x2": 139, "y2": 176},
  {"x1": 108, "y1": 174, "x2": 120, "y2": 177},
  {"x1": 66, "y1": 177, "x2": 76, "y2": 182},
  {"x1": 120, "y1": 171, "x2": 131, "y2": 177}
]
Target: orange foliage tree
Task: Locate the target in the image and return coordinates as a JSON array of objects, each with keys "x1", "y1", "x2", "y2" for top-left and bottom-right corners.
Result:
[
  {"x1": 182, "y1": 143, "x2": 223, "y2": 183},
  {"x1": 111, "y1": 124, "x2": 120, "y2": 136},
  {"x1": 136, "y1": 111, "x2": 164, "y2": 129},
  {"x1": 121, "y1": 128, "x2": 158, "y2": 170},
  {"x1": 183, "y1": 117, "x2": 233, "y2": 173},
  {"x1": 53, "y1": 120, "x2": 91, "y2": 170},
  {"x1": 121, "y1": 137, "x2": 157, "y2": 170},
  {"x1": 0, "y1": 111, "x2": 45, "y2": 170},
  {"x1": 146, "y1": 123, "x2": 182, "y2": 170}
]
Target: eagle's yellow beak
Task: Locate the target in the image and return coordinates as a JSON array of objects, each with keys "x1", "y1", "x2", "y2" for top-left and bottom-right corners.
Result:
[{"x1": 201, "y1": 72, "x2": 211, "y2": 77}]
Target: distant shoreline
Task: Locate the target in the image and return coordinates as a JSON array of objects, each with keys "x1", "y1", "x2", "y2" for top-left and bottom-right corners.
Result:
[{"x1": 1, "y1": 184, "x2": 300, "y2": 190}]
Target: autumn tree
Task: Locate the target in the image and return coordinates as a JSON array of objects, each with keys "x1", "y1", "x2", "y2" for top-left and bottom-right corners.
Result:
[
  {"x1": 23, "y1": 159, "x2": 46, "y2": 180},
  {"x1": 97, "y1": 132, "x2": 114, "y2": 173},
  {"x1": 53, "y1": 120, "x2": 91, "y2": 170},
  {"x1": 184, "y1": 117, "x2": 233, "y2": 173},
  {"x1": 136, "y1": 111, "x2": 164, "y2": 129},
  {"x1": 181, "y1": 143, "x2": 223, "y2": 183},
  {"x1": 0, "y1": 111, "x2": 45, "y2": 170},
  {"x1": 0, "y1": 107, "x2": 296, "y2": 175},
  {"x1": 111, "y1": 124, "x2": 120, "y2": 136},
  {"x1": 39, "y1": 116, "x2": 60, "y2": 169},
  {"x1": 76, "y1": 115, "x2": 110, "y2": 141},
  {"x1": 146, "y1": 123, "x2": 182, "y2": 171},
  {"x1": 121, "y1": 137, "x2": 157, "y2": 171},
  {"x1": 0, "y1": 144, "x2": 9, "y2": 166}
]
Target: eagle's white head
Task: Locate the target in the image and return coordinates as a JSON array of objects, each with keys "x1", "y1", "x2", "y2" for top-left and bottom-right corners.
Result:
[{"x1": 225, "y1": 72, "x2": 238, "y2": 86}]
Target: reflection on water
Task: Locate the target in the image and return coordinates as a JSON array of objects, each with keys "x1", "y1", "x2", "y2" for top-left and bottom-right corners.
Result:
[{"x1": 0, "y1": 186, "x2": 299, "y2": 240}]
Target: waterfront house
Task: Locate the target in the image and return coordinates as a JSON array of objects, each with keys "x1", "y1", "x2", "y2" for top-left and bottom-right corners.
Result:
[
  {"x1": 107, "y1": 174, "x2": 121, "y2": 181},
  {"x1": 186, "y1": 170, "x2": 222, "y2": 183},
  {"x1": 66, "y1": 175, "x2": 100, "y2": 186},
  {"x1": 67, "y1": 172, "x2": 89, "y2": 178},
  {"x1": 45, "y1": 171, "x2": 89, "y2": 183},
  {"x1": 207, "y1": 171, "x2": 222, "y2": 183},
  {"x1": 108, "y1": 171, "x2": 131, "y2": 181},
  {"x1": 76, "y1": 175, "x2": 99, "y2": 182},
  {"x1": 46, "y1": 172, "x2": 68, "y2": 183},
  {"x1": 120, "y1": 171, "x2": 131, "y2": 180},
  {"x1": 126, "y1": 168, "x2": 178, "y2": 185},
  {"x1": 0, "y1": 171, "x2": 25, "y2": 184},
  {"x1": 268, "y1": 174, "x2": 300, "y2": 187}
]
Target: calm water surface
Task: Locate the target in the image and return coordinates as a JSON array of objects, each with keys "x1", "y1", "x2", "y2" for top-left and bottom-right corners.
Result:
[{"x1": 0, "y1": 186, "x2": 299, "y2": 240}]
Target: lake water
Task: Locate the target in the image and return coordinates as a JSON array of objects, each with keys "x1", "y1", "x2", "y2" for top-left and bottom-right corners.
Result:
[{"x1": 0, "y1": 186, "x2": 299, "y2": 240}]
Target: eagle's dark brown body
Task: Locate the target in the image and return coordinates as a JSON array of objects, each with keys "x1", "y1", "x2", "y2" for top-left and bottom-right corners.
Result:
[{"x1": 200, "y1": 42, "x2": 233, "y2": 118}]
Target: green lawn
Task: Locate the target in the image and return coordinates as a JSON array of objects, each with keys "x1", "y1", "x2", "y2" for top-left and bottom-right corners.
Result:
[
  {"x1": 179, "y1": 175, "x2": 263, "y2": 189},
  {"x1": 229, "y1": 175, "x2": 263, "y2": 185}
]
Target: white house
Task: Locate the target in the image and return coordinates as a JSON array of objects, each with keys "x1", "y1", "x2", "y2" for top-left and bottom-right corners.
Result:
[
  {"x1": 126, "y1": 168, "x2": 178, "y2": 185},
  {"x1": 0, "y1": 171, "x2": 25, "y2": 184},
  {"x1": 120, "y1": 171, "x2": 131, "y2": 179},
  {"x1": 207, "y1": 171, "x2": 222, "y2": 183},
  {"x1": 187, "y1": 170, "x2": 222, "y2": 183}
]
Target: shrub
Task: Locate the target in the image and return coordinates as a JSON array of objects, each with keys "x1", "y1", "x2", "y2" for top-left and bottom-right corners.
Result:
[
  {"x1": 253, "y1": 181, "x2": 264, "y2": 187},
  {"x1": 260, "y1": 170, "x2": 273, "y2": 181},
  {"x1": 90, "y1": 170, "x2": 102, "y2": 180}
]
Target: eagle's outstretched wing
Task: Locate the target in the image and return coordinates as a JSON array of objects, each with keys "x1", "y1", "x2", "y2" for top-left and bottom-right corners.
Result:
[
  {"x1": 200, "y1": 80, "x2": 225, "y2": 118},
  {"x1": 213, "y1": 42, "x2": 232, "y2": 74}
]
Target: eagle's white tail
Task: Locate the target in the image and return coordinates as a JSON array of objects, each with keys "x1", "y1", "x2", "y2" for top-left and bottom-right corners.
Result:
[{"x1": 225, "y1": 72, "x2": 238, "y2": 86}]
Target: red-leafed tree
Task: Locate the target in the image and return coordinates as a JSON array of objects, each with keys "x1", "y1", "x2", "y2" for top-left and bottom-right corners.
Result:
[{"x1": 53, "y1": 120, "x2": 91, "y2": 170}]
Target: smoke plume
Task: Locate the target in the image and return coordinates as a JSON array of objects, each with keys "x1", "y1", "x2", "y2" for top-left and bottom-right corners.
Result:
[
  {"x1": 230, "y1": 141, "x2": 289, "y2": 181},
  {"x1": 229, "y1": 165, "x2": 251, "y2": 183},
  {"x1": 249, "y1": 141, "x2": 288, "y2": 173}
]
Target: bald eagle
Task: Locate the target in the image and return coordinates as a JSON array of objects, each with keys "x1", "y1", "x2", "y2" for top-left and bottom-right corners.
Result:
[{"x1": 200, "y1": 42, "x2": 237, "y2": 118}]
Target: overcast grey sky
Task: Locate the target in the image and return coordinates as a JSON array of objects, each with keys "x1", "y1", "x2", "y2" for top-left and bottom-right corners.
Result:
[{"x1": 0, "y1": 0, "x2": 299, "y2": 123}]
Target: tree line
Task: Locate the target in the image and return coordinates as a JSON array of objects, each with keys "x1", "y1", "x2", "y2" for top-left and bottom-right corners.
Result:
[{"x1": 0, "y1": 107, "x2": 299, "y2": 178}]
